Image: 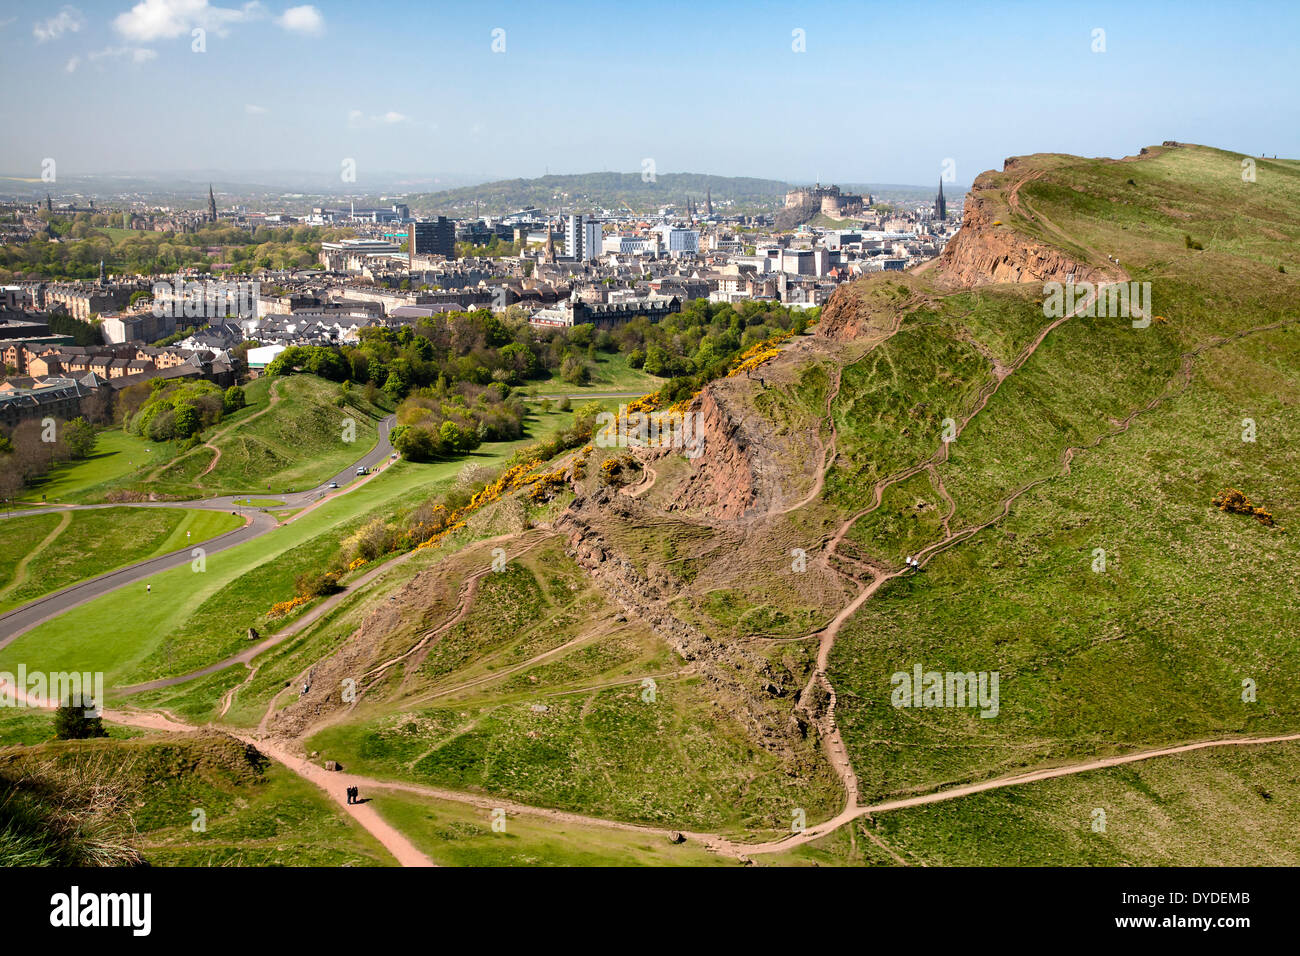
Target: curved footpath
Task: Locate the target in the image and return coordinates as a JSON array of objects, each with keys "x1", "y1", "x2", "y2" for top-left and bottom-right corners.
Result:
[{"x1": 0, "y1": 415, "x2": 395, "y2": 647}]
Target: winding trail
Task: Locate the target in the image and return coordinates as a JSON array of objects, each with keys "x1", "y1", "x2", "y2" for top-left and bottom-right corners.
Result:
[
  {"x1": 791, "y1": 286, "x2": 1106, "y2": 814},
  {"x1": 0, "y1": 510, "x2": 72, "y2": 607},
  {"x1": 777, "y1": 299, "x2": 1300, "y2": 850},
  {"x1": 720, "y1": 730, "x2": 1300, "y2": 857},
  {"x1": 194, "y1": 379, "x2": 283, "y2": 481}
]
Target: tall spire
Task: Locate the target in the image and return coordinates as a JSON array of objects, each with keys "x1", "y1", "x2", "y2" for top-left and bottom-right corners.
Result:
[
  {"x1": 208, "y1": 184, "x2": 217, "y2": 223},
  {"x1": 935, "y1": 177, "x2": 947, "y2": 221}
]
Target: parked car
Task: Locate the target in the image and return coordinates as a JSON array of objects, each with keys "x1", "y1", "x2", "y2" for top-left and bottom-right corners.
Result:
[
  {"x1": 356, "y1": 466, "x2": 368, "y2": 476},
  {"x1": 328, "y1": 481, "x2": 338, "y2": 489}
]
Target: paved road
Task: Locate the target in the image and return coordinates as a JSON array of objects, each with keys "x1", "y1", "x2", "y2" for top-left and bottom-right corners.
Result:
[{"x1": 0, "y1": 415, "x2": 396, "y2": 647}]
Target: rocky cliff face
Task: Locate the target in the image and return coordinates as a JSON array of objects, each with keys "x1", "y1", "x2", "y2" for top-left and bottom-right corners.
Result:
[
  {"x1": 933, "y1": 180, "x2": 1111, "y2": 288},
  {"x1": 661, "y1": 386, "x2": 758, "y2": 520}
]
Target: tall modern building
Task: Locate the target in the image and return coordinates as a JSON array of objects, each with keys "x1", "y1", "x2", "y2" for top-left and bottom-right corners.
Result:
[
  {"x1": 564, "y1": 214, "x2": 601, "y2": 262},
  {"x1": 409, "y1": 217, "x2": 456, "y2": 259},
  {"x1": 935, "y1": 178, "x2": 947, "y2": 221}
]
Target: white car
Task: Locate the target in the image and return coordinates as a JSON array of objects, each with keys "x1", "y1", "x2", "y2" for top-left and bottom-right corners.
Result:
[
  {"x1": 356, "y1": 466, "x2": 368, "y2": 476},
  {"x1": 328, "y1": 481, "x2": 338, "y2": 489}
]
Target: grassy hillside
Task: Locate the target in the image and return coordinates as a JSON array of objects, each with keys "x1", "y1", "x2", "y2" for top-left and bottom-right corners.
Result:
[
  {"x1": 772, "y1": 741, "x2": 1300, "y2": 866},
  {"x1": 0, "y1": 732, "x2": 394, "y2": 866},
  {"x1": 143, "y1": 375, "x2": 391, "y2": 497},
  {"x1": 301, "y1": 536, "x2": 840, "y2": 839},
  {"x1": 822, "y1": 145, "x2": 1300, "y2": 816}
]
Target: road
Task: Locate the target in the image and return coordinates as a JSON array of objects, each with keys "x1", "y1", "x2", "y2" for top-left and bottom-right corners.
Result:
[{"x1": 0, "y1": 414, "x2": 396, "y2": 647}]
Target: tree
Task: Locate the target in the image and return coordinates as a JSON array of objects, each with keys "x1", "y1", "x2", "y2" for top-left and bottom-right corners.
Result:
[
  {"x1": 222, "y1": 385, "x2": 246, "y2": 415},
  {"x1": 560, "y1": 354, "x2": 590, "y2": 385},
  {"x1": 62, "y1": 417, "x2": 97, "y2": 460},
  {"x1": 172, "y1": 402, "x2": 200, "y2": 438},
  {"x1": 393, "y1": 424, "x2": 437, "y2": 462},
  {"x1": 54, "y1": 696, "x2": 107, "y2": 740}
]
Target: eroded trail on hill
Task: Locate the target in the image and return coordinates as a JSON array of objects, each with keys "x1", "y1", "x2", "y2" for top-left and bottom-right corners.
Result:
[
  {"x1": 716, "y1": 730, "x2": 1300, "y2": 858},
  {"x1": 793, "y1": 287, "x2": 1106, "y2": 816}
]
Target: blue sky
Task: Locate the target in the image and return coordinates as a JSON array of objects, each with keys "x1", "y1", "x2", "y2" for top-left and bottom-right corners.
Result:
[{"x1": 2, "y1": 0, "x2": 1298, "y2": 187}]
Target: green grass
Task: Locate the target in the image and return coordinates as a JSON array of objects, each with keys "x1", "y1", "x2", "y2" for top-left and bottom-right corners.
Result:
[
  {"x1": 309, "y1": 674, "x2": 839, "y2": 839},
  {"x1": 0, "y1": 731, "x2": 395, "y2": 866},
  {"x1": 773, "y1": 741, "x2": 1300, "y2": 866},
  {"x1": 530, "y1": 351, "x2": 665, "y2": 395},
  {"x1": 373, "y1": 791, "x2": 730, "y2": 866},
  {"x1": 822, "y1": 145, "x2": 1300, "y2": 811},
  {"x1": 18, "y1": 429, "x2": 176, "y2": 504},
  {"x1": 145, "y1": 375, "x2": 390, "y2": 496},
  {"x1": 0, "y1": 507, "x2": 243, "y2": 612},
  {"x1": 0, "y1": 405, "x2": 587, "y2": 688}
]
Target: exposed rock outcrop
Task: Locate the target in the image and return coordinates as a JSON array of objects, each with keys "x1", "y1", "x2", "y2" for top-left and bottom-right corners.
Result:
[
  {"x1": 557, "y1": 497, "x2": 810, "y2": 753},
  {"x1": 933, "y1": 179, "x2": 1111, "y2": 288},
  {"x1": 662, "y1": 387, "x2": 758, "y2": 520}
]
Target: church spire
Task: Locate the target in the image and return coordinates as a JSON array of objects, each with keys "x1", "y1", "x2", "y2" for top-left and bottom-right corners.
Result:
[
  {"x1": 208, "y1": 184, "x2": 217, "y2": 223},
  {"x1": 935, "y1": 177, "x2": 947, "y2": 221}
]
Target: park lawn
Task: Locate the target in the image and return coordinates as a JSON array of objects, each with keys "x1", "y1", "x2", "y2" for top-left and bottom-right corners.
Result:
[
  {"x1": 0, "y1": 405, "x2": 587, "y2": 687},
  {"x1": 530, "y1": 351, "x2": 665, "y2": 395},
  {"x1": 372, "y1": 791, "x2": 729, "y2": 866},
  {"x1": 17, "y1": 429, "x2": 174, "y2": 504},
  {"x1": 0, "y1": 511, "x2": 62, "y2": 597},
  {"x1": 0, "y1": 506, "x2": 242, "y2": 612}
]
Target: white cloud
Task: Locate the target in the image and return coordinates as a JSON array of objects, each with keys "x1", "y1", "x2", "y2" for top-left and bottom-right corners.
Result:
[
  {"x1": 89, "y1": 45, "x2": 159, "y2": 65},
  {"x1": 245, "y1": 103, "x2": 269, "y2": 114},
  {"x1": 65, "y1": 56, "x2": 80, "y2": 72},
  {"x1": 348, "y1": 109, "x2": 410, "y2": 128},
  {"x1": 277, "y1": 5, "x2": 323, "y2": 35},
  {"x1": 34, "y1": 6, "x2": 85, "y2": 42},
  {"x1": 113, "y1": 0, "x2": 264, "y2": 42}
]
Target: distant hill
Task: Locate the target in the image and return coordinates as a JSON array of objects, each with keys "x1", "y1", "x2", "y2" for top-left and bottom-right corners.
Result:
[{"x1": 406, "y1": 172, "x2": 792, "y2": 217}]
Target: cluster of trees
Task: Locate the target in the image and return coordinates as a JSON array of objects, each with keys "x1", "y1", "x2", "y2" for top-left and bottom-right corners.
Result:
[
  {"x1": 121, "y1": 378, "x2": 245, "y2": 443},
  {"x1": 264, "y1": 299, "x2": 817, "y2": 417},
  {"x1": 0, "y1": 417, "x2": 98, "y2": 500},
  {"x1": 455, "y1": 236, "x2": 523, "y2": 258},
  {"x1": 390, "y1": 381, "x2": 527, "y2": 461},
  {"x1": 607, "y1": 298, "x2": 816, "y2": 402},
  {"x1": 0, "y1": 219, "x2": 353, "y2": 281},
  {"x1": 265, "y1": 301, "x2": 816, "y2": 408},
  {"x1": 47, "y1": 313, "x2": 103, "y2": 347},
  {"x1": 266, "y1": 311, "x2": 558, "y2": 399}
]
